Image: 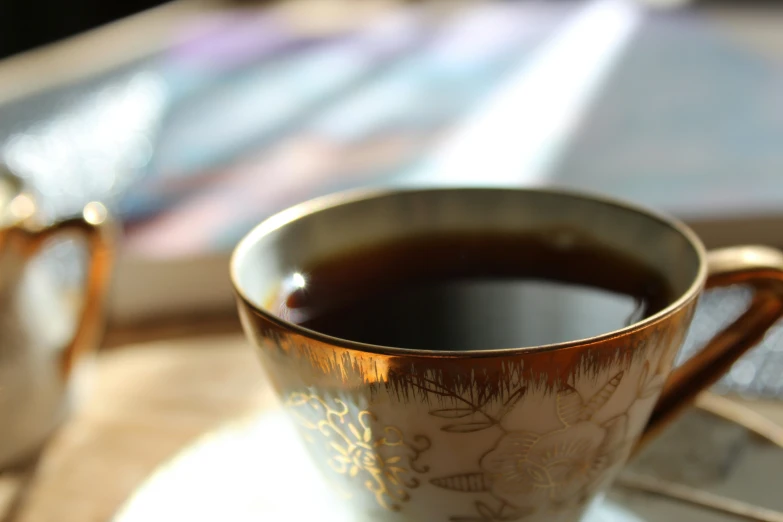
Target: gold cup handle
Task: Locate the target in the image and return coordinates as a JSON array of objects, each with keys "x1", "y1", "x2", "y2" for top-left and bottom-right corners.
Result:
[
  {"x1": 636, "y1": 245, "x2": 783, "y2": 454},
  {"x1": 9, "y1": 202, "x2": 115, "y2": 378}
]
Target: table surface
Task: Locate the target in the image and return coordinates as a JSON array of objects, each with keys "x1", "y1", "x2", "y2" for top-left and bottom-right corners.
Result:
[
  {"x1": 0, "y1": 335, "x2": 274, "y2": 522},
  {"x1": 0, "y1": 333, "x2": 781, "y2": 522}
]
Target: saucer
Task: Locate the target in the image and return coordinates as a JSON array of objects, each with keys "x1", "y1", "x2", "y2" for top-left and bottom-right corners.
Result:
[{"x1": 113, "y1": 406, "x2": 782, "y2": 521}]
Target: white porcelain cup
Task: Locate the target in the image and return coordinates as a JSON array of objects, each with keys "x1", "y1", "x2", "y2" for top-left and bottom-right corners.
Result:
[{"x1": 231, "y1": 188, "x2": 783, "y2": 522}]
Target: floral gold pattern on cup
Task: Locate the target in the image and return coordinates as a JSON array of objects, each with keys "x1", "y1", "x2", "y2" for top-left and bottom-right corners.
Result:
[
  {"x1": 286, "y1": 392, "x2": 431, "y2": 511},
  {"x1": 428, "y1": 371, "x2": 633, "y2": 520},
  {"x1": 280, "y1": 358, "x2": 673, "y2": 521}
]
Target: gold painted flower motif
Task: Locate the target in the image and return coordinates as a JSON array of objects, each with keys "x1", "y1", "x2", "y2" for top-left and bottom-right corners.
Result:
[
  {"x1": 285, "y1": 392, "x2": 430, "y2": 511},
  {"x1": 481, "y1": 417, "x2": 627, "y2": 506},
  {"x1": 328, "y1": 413, "x2": 410, "y2": 483},
  {"x1": 430, "y1": 370, "x2": 633, "y2": 520}
]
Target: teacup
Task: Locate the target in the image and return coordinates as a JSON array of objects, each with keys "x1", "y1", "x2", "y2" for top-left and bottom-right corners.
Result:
[
  {"x1": 231, "y1": 188, "x2": 783, "y2": 522},
  {"x1": 0, "y1": 169, "x2": 114, "y2": 469}
]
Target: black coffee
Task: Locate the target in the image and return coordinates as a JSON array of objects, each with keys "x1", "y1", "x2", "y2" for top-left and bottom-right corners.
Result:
[{"x1": 275, "y1": 232, "x2": 673, "y2": 350}]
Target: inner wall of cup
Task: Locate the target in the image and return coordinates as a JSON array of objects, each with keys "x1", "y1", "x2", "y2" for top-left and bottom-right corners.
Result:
[{"x1": 234, "y1": 189, "x2": 701, "y2": 322}]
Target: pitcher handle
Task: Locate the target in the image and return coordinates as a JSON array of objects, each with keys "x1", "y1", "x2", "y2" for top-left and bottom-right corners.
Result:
[
  {"x1": 8, "y1": 202, "x2": 115, "y2": 378},
  {"x1": 634, "y1": 245, "x2": 783, "y2": 454}
]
